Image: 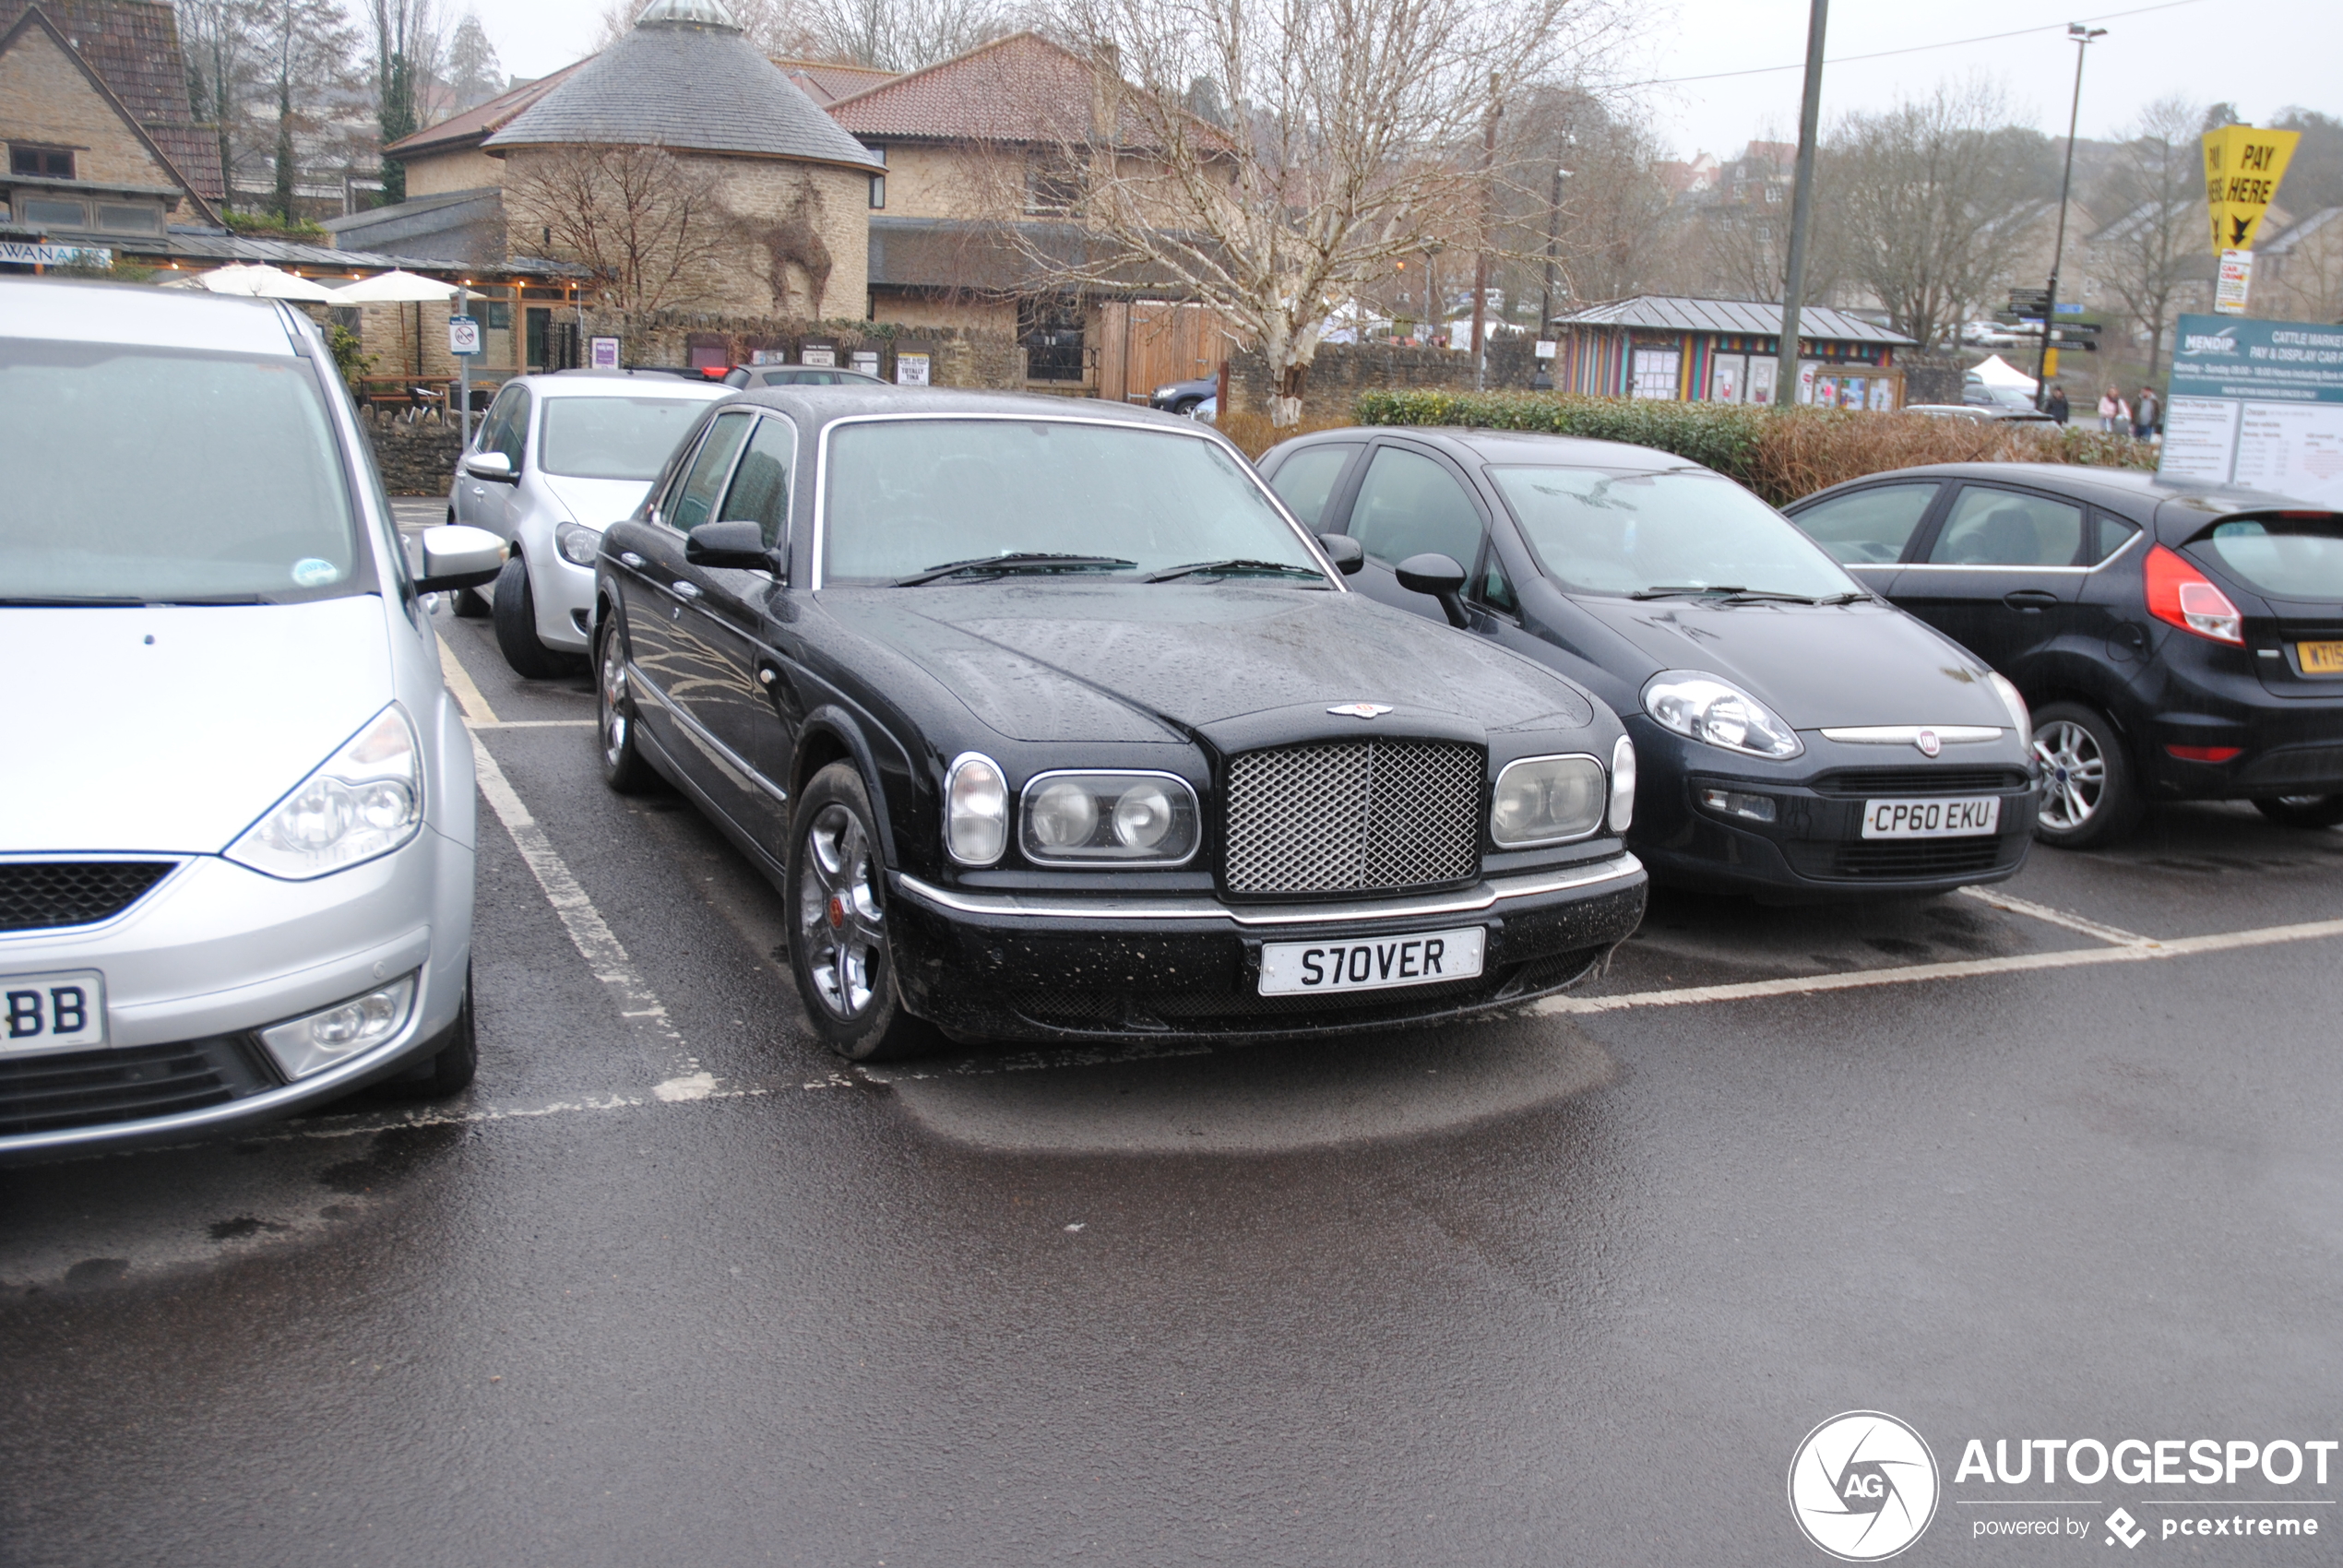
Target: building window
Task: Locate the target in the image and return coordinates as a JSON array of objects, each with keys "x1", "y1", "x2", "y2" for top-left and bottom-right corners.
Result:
[
  {"x1": 97, "y1": 203, "x2": 161, "y2": 232},
  {"x1": 1766, "y1": 184, "x2": 1782, "y2": 203},
  {"x1": 1026, "y1": 165, "x2": 1082, "y2": 216},
  {"x1": 19, "y1": 197, "x2": 89, "y2": 228},
  {"x1": 9, "y1": 145, "x2": 76, "y2": 178},
  {"x1": 866, "y1": 145, "x2": 885, "y2": 209}
]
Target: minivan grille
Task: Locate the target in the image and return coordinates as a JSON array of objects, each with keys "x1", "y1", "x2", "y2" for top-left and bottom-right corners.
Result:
[
  {"x1": 1222, "y1": 739, "x2": 1481, "y2": 897},
  {"x1": 0, "y1": 1037, "x2": 272, "y2": 1136},
  {"x1": 0, "y1": 861, "x2": 175, "y2": 932}
]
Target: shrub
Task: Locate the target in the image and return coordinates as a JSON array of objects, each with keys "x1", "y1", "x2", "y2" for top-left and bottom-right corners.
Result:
[{"x1": 1353, "y1": 390, "x2": 2159, "y2": 505}]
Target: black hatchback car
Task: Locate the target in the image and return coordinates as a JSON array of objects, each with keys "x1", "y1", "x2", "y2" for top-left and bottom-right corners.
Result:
[
  {"x1": 1784, "y1": 463, "x2": 2343, "y2": 845},
  {"x1": 589, "y1": 390, "x2": 1647, "y2": 1059},
  {"x1": 1255, "y1": 428, "x2": 2038, "y2": 898}
]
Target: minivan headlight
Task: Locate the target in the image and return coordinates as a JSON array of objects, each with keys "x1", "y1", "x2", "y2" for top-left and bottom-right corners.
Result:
[
  {"x1": 227, "y1": 706, "x2": 424, "y2": 879},
  {"x1": 1019, "y1": 771, "x2": 1200, "y2": 863},
  {"x1": 1491, "y1": 754, "x2": 1606, "y2": 847},
  {"x1": 1642, "y1": 671, "x2": 1803, "y2": 760},
  {"x1": 945, "y1": 753, "x2": 1008, "y2": 865}
]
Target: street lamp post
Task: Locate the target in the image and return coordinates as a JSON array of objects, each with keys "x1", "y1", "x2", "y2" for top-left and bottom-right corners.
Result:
[
  {"x1": 2036, "y1": 23, "x2": 2107, "y2": 409},
  {"x1": 1775, "y1": 0, "x2": 1828, "y2": 409}
]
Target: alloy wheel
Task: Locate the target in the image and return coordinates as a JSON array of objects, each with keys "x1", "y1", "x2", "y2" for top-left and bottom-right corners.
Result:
[
  {"x1": 2033, "y1": 719, "x2": 2106, "y2": 832},
  {"x1": 799, "y1": 802, "x2": 885, "y2": 1020},
  {"x1": 599, "y1": 634, "x2": 630, "y2": 770}
]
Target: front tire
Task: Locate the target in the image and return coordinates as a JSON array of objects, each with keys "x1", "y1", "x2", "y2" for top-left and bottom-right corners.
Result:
[
  {"x1": 375, "y1": 962, "x2": 478, "y2": 1099},
  {"x1": 595, "y1": 612, "x2": 662, "y2": 794},
  {"x1": 787, "y1": 763, "x2": 935, "y2": 1062},
  {"x1": 2031, "y1": 701, "x2": 2142, "y2": 849},
  {"x1": 493, "y1": 554, "x2": 573, "y2": 679},
  {"x1": 2254, "y1": 794, "x2": 2343, "y2": 829}
]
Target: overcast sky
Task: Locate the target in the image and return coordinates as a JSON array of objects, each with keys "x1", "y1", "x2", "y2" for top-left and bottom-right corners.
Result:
[{"x1": 460, "y1": 0, "x2": 2335, "y2": 156}]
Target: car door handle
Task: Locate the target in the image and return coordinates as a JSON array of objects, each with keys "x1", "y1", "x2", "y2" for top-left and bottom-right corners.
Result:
[
  {"x1": 2003, "y1": 590, "x2": 2060, "y2": 610},
  {"x1": 619, "y1": 552, "x2": 646, "y2": 568},
  {"x1": 671, "y1": 581, "x2": 702, "y2": 600}
]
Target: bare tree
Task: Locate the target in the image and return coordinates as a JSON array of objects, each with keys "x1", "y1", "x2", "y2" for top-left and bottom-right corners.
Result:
[
  {"x1": 799, "y1": 0, "x2": 1020, "y2": 71},
  {"x1": 443, "y1": 11, "x2": 503, "y2": 110},
  {"x1": 1486, "y1": 85, "x2": 1690, "y2": 323},
  {"x1": 369, "y1": 0, "x2": 443, "y2": 203},
  {"x1": 1824, "y1": 80, "x2": 2053, "y2": 350},
  {"x1": 597, "y1": 0, "x2": 816, "y2": 54},
  {"x1": 263, "y1": 0, "x2": 361, "y2": 220},
  {"x1": 1030, "y1": 0, "x2": 1632, "y2": 423},
  {"x1": 502, "y1": 144, "x2": 738, "y2": 314},
  {"x1": 178, "y1": 0, "x2": 267, "y2": 205},
  {"x1": 2087, "y1": 96, "x2": 2208, "y2": 384},
  {"x1": 2262, "y1": 211, "x2": 2343, "y2": 323}
]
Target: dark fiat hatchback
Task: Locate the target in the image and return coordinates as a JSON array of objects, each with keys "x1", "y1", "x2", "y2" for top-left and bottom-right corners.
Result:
[
  {"x1": 1255, "y1": 427, "x2": 2038, "y2": 898},
  {"x1": 1785, "y1": 463, "x2": 2343, "y2": 846},
  {"x1": 589, "y1": 390, "x2": 1646, "y2": 1059}
]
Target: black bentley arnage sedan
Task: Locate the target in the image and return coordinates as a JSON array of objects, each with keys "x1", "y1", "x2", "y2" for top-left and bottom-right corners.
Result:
[{"x1": 588, "y1": 390, "x2": 1647, "y2": 1059}]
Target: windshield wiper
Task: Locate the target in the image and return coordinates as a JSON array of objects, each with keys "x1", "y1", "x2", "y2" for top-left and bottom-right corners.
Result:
[
  {"x1": 1717, "y1": 589, "x2": 1826, "y2": 605},
  {"x1": 1142, "y1": 558, "x2": 1326, "y2": 583},
  {"x1": 894, "y1": 553, "x2": 1136, "y2": 586},
  {"x1": 1816, "y1": 589, "x2": 1873, "y2": 606},
  {"x1": 1628, "y1": 585, "x2": 1743, "y2": 600}
]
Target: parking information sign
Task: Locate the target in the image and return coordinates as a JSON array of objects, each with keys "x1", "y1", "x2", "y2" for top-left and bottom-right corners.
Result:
[
  {"x1": 447, "y1": 315, "x2": 482, "y2": 356},
  {"x1": 2160, "y1": 313, "x2": 2343, "y2": 506}
]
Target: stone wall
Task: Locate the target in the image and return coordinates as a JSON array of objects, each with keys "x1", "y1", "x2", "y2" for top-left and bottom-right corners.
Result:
[
  {"x1": 360, "y1": 409, "x2": 465, "y2": 498},
  {"x1": 577, "y1": 308, "x2": 1022, "y2": 388},
  {"x1": 1225, "y1": 339, "x2": 1541, "y2": 423}
]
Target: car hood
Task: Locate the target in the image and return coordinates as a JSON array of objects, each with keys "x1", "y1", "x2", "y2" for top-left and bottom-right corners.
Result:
[
  {"x1": 820, "y1": 582, "x2": 1597, "y2": 743},
  {"x1": 1, "y1": 598, "x2": 394, "y2": 854},
  {"x1": 1568, "y1": 596, "x2": 2011, "y2": 730},
  {"x1": 536, "y1": 473, "x2": 653, "y2": 530}
]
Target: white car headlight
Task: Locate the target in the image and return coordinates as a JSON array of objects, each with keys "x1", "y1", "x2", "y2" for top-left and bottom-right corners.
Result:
[
  {"x1": 1642, "y1": 671, "x2": 1803, "y2": 760},
  {"x1": 227, "y1": 705, "x2": 424, "y2": 879},
  {"x1": 1019, "y1": 771, "x2": 1200, "y2": 863},
  {"x1": 1987, "y1": 671, "x2": 2030, "y2": 737},
  {"x1": 1491, "y1": 754, "x2": 1606, "y2": 847},
  {"x1": 945, "y1": 753, "x2": 1008, "y2": 866},
  {"x1": 554, "y1": 522, "x2": 602, "y2": 566},
  {"x1": 1609, "y1": 734, "x2": 1637, "y2": 834}
]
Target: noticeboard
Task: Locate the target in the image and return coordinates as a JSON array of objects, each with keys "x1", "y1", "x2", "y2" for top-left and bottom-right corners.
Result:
[{"x1": 2159, "y1": 313, "x2": 2343, "y2": 505}]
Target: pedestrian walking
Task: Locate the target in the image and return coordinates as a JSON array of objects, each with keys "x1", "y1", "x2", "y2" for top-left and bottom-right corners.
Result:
[
  {"x1": 2098, "y1": 386, "x2": 2129, "y2": 434},
  {"x1": 2134, "y1": 385, "x2": 2160, "y2": 441},
  {"x1": 2046, "y1": 386, "x2": 2070, "y2": 424}
]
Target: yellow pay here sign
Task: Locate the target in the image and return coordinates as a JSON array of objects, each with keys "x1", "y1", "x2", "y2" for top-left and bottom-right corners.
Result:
[{"x1": 2203, "y1": 125, "x2": 2299, "y2": 253}]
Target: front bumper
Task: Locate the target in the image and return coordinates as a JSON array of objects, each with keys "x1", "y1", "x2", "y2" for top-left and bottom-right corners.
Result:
[
  {"x1": 885, "y1": 854, "x2": 1647, "y2": 1043},
  {"x1": 532, "y1": 549, "x2": 597, "y2": 652},
  {"x1": 0, "y1": 834, "x2": 473, "y2": 1160}
]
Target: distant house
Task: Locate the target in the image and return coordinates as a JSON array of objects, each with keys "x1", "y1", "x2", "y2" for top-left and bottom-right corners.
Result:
[
  {"x1": 0, "y1": 0, "x2": 224, "y2": 257},
  {"x1": 1552, "y1": 296, "x2": 1916, "y2": 409}
]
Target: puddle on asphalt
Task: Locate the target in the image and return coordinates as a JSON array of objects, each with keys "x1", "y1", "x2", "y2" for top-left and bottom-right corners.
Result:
[{"x1": 870, "y1": 1011, "x2": 1617, "y2": 1155}]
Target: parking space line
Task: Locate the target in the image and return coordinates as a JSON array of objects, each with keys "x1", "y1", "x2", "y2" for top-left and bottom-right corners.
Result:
[
  {"x1": 436, "y1": 633, "x2": 498, "y2": 725},
  {"x1": 1956, "y1": 886, "x2": 2155, "y2": 947},
  {"x1": 467, "y1": 732, "x2": 710, "y2": 1099},
  {"x1": 1540, "y1": 916, "x2": 2343, "y2": 1016},
  {"x1": 469, "y1": 719, "x2": 597, "y2": 730}
]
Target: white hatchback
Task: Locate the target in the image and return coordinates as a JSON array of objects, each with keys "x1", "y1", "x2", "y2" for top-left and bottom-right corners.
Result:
[
  {"x1": 0, "y1": 279, "x2": 505, "y2": 1158},
  {"x1": 447, "y1": 370, "x2": 731, "y2": 677}
]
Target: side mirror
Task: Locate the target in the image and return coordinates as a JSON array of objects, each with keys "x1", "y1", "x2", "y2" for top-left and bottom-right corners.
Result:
[
  {"x1": 416, "y1": 523, "x2": 506, "y2": 594},
  {"x1": 463, "y1": 451, "x2": 516, "y2": 482},
  {"x1": 685, "y1": 519, "x2": 784, "y2": 576},
  {"x1": 1395, "y1": 552, "x2": 1471, "y2": 629},
  {"x1": 1316, "y1": 532, "x2": 1365, "y2": 576}
]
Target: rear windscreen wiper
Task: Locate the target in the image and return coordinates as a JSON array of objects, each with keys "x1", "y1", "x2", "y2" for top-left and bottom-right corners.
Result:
[
  {"x1": 895, "y1": 553, "x2": 1136, "y2": 586},
  {"x1": 1143, "y1": 558, "x2": 1326, "y2": 583}
]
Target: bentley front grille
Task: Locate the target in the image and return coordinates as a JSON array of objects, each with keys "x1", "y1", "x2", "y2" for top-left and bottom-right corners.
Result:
[{"x1": 1221, "y1": 739, "x2": 1481, "y2": 897}]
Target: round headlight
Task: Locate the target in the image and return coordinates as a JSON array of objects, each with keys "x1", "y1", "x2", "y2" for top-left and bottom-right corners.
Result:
[
  {"x1": 1112, "y1": 783, "x2": 1174, "y2": 849},
  {"x1": 1029, "y1": 779, "x2": 1099, "y2": 848},
  {"x1": 945, "y1": 754, "x2": 1008, "y2": 865}
]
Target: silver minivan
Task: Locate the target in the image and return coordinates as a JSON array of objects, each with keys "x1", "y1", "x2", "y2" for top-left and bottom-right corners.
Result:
[{"x1": 0, "y1": 279, "x2": 505, "y2": 1158}]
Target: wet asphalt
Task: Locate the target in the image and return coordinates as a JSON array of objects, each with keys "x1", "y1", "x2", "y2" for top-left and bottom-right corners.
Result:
[{"x1": 5, "y1": 563, "x2": 2342, "y2": 1566}]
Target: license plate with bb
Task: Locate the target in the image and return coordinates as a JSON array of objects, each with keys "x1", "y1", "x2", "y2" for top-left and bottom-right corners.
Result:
[
  {"x1": 1257, "y1": 926, "x2": 1486, "y2": 996},
  {"x1": 1860, "y1": 797, "x2": 2001, "y2": 839},
  {"x1": 2299, "y1": 640, "x2": 2343, "y2": 675},
  {"x1": 2, "y1": 969, "x2": 107, "y2": 1053}
]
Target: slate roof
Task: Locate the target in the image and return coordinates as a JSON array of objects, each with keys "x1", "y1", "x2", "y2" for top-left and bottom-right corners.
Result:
[
  {"x1": 1557, "y1": 295, "x2": 1916, "y2": 345},
  {"x1": 387, "y1": 59, "x2": 591, "y2": 159},
  {"x1": 484, "y1": 6, "x2": 881, "y2": 172},
  {"x1": 0, "y1": 0, "x2": 223, "y2": 199}
]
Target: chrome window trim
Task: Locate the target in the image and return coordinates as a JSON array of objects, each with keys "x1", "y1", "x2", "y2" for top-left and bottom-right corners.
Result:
[
  {"x1": 1017, "y1": 768, "x2": 1202, "y2": 868},
  {"x1": 660, "y1": 406, "x2": 760, "y2": 539},
  {"x1": 1898, "y1": 504, "x2": 2147, "y2": 574},
  {"x1": 895, "y1": 853, "x2": 1642, "y2": 927},
  {"x1": 710, "y1": 408, "x2": 799, "y2": 555},
  {"x1": 1818, "y1": 725, "x2": 2004, "y2": 745},
  {"x1": 1489, "y1": 752, "x2": 1608, "y2": 849},
  {"x1": 624, "y1": 662, "x2": 789, "y2": 806},
  {"x1": 808, "y1": 410, "x2": 1346, "y2": 591}
]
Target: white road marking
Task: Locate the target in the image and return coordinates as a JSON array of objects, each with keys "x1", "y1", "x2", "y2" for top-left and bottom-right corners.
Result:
[
  {"x1": 437, "y1": 634, "x2": 498, "y2": 725},
  {"x1": 1957, "y1": 885, "x2": 2155, "y2": 947},
  {"x1": 1539, "y1": 916, "x2": 2343, "y2": 1016},
  {"x1": 468, "y1": 719, "x2": 597, "y2": 730},
  {"x1": 468, "y1": 731, "x2": 702, "y2": 1087}
]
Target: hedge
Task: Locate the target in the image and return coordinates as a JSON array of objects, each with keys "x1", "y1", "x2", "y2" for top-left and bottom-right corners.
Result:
[{"x1": 1352, "y1": 389, "x2": 2157, "y2": 506}]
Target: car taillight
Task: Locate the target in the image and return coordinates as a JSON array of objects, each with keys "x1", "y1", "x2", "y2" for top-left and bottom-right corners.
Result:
[{"x1": 2144, "y1": 545, "x2": 2243, "y2": 645}]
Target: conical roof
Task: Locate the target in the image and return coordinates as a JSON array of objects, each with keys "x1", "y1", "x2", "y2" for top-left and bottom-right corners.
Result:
[{"x1": 485, "y1": 5, "x2": 882, "y2": 172}]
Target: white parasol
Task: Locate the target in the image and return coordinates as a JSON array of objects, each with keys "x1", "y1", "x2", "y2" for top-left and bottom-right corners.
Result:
[
  {"x1": 331, "y1": 268, "x2": 461, "y2": 303},
  {"x1": 196, "y1": 263, "x2": 342, "y2": 303}
]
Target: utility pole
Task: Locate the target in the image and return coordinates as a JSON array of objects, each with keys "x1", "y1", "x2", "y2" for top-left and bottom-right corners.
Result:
[
  {"x1": 2036, "y1": 24, "x2": 2106, "y2": 409},
  {"x1": 1470, "y1": 73, "x2": 1502, "y2": 389},
  {"x1": 1774, "y1": 0, "x2": 1827, "y2": 409}
]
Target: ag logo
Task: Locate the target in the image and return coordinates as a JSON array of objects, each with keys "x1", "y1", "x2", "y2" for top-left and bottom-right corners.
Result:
[{"x1": 1788, "y1": 1411, "x2": 1940, "y2": 1561}]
